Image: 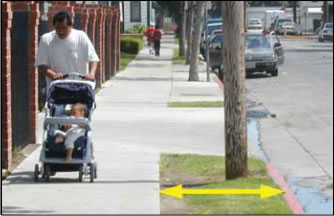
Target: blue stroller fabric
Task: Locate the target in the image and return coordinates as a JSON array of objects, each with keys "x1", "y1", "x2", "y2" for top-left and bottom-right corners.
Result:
[{"x1": 47, "y1": 82, "x2": 95, "y2": 109}]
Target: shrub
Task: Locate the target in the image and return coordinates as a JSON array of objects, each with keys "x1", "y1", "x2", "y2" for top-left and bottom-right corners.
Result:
[
  {"x1": 120, "y1": 37, "x2": 143, "y2": 55},
  {"x1": 125, "y1": 24, "x2": 146, "y2": 34}
]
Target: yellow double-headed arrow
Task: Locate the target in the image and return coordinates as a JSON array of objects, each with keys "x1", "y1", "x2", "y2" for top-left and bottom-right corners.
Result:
[{"x1": 160, "y1": 184, "x2": 284, "y2": 199}]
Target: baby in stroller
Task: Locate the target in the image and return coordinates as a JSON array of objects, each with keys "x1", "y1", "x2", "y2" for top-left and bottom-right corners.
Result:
[{"x1": 54, "y1": 103, "x2": 88, "y2": 162}]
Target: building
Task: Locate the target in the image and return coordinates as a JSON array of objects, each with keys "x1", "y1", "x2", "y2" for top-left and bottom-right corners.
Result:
[{"x1": 122, "y1": 1, "x2": 156, "y2": 32}]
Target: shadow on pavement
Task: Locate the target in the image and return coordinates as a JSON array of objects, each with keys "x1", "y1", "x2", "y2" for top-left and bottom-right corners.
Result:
[
  {"x1": 2, "y1": 206, "x2": 55, "y2": 214},
  {"x1": 2, "y1": 171, "x2": 159, "y2": 185},
  {"x1": 113, "y1": 77, "x2": 171, "y2": 82}
]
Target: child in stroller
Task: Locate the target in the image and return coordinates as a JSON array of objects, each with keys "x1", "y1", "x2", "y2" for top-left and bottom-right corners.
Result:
[{"x1": 54, "y1": 103, "x2": 88, "y2": 162}]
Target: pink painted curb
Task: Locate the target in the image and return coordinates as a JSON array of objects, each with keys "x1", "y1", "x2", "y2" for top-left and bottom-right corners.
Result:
[{"x1": 267, "y1": 163, "x2": 305, "y2": 214}]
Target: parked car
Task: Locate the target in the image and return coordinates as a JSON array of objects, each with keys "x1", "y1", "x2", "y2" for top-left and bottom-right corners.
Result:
[
  {"x1": 318, "y1": 23, "x2": 333, "y2": 42},
  {"x1": 208, "y1": 33, "x2": 223, "y2": 72},
  {"x1": 200, "y1": 23, "x2": 223, "y2": 57},
  {"x1": 248, "y1": 18, "x2": 263, "y2": 29},
  {"x1": 209, "y1": 33, "x2": 284, "y2": 78},
  {"x1": 245, "y1": 33, "x2": 284, "y2": 76},
  {"x1": 247, "y1": 25, "x2": 264, "y2": 34},
  {"x1": 201, "y1": 29, "x2": 223, "y2": 58},
  {"x1": 278, "y1": 22, "x2": 297, "y2": 35},
  {"x1": 273, "y1": 18, "x2": 293, "y2": 34}
]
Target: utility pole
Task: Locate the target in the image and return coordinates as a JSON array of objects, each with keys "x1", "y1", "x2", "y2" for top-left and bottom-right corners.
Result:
[
  {"x1": 179, "y1": 1, "x2": 186, "y2": 57},
  {"x1": 205, "y1": 1, "x2": 210, "y2": 82},
  {"x1": 221, "y1": 2, "x2": 248, "y2": 179}
]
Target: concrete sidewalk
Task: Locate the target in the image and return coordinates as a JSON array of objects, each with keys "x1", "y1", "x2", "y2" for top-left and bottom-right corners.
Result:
[{"x1": 2, "y1": 35, "x2": 259, "y2": 214}]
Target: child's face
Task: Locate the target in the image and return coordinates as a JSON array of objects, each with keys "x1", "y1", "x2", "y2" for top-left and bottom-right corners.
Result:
[{"x1": 72, "y1": 108, "x2": 85, "y2": 118}]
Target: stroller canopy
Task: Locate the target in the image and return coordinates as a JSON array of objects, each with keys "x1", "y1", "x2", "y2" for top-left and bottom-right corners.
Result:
[{"x1": 47, "y1": 81, "x2": 95, "y2": 109}]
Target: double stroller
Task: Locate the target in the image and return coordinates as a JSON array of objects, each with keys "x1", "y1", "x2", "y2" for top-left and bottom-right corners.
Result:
[{"x1": 34, "y1": 73, "x2": 97, "y2": 182}]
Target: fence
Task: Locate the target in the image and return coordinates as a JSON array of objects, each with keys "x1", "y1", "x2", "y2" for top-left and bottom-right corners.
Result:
[{"x1": 1, "y1": 1, "x2": 121, "y2": 170}]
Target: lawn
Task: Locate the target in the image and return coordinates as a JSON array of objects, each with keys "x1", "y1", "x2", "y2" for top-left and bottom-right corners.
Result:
[
  {"x1": 120, "y1": 52, "x2": 136, "y2": 71},
  {"x1": 172, "y1": 49, "x2": 186, "y2": 65},
  {"x1": 160, "y1": 153, "x2": 292, "y2": 214}
]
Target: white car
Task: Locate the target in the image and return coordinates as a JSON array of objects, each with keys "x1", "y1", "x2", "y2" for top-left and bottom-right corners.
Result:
[
  {"x1": 279, "y1": 22, "x2": 297, "y2": 35},
  {"x1": 248, "y1": 18, "x2": 262, "y2": 29},
  {"x1": 318, "y1": 23, "x2": 333, "y2": 42}
]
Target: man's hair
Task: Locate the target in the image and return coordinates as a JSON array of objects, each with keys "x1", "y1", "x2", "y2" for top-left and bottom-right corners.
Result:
[
  {"x1": 72, "y1": 103, "x2": 88, "y2": 115},
  {"x1": 53, "y1": 11, "x2": 72, "y2": 26}
]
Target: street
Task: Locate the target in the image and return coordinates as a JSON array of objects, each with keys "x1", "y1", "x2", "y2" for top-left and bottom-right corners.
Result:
[{"x1": 246, "y1": 38, "x2": 333, "y2": 213}]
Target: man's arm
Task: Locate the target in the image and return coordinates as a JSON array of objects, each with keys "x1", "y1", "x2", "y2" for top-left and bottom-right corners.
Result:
[
  {"x1": 38, "y1": 65, "x2": 64, "y2": 80},
  {"x1": 83, "y1": 61, "x2": 98, "y2": 81}
]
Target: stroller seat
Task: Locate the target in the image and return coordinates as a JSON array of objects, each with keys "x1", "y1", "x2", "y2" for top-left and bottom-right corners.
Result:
[{"x1": 45, "y1": 132, "x2": 87, "y2": 159}]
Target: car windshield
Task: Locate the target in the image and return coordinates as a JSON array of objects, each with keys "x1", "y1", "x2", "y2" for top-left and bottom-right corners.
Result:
[
  {"x1": 283, "y1": 22, "x2": 295, "y2": 26},
  {"x1": 249, "y1": 19, "x2": 261, "y2": 24},
  {"x1": 325, "y1": 23, "x2": 333, "y2": 29},
  {"x1": 246, "y1": 35, "x2": 271, "y2": 49},
  {"x1": 278, "y1": 19, "x2": 292, "y2": 24},
  {"x1": 208, "y1": 24, "x2": 223, "y2": 34},
  {"x1": 211, "y1": 35, "x2": 223, "y2": 44}
]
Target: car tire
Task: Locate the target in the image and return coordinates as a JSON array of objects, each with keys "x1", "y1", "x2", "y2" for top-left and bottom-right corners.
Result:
[
  {"x1": 319, "y1": 37, "x2": 324, "y2": 42},
  {"x1": 269, "y1": 69, "x2": 278, "y2": 77}
]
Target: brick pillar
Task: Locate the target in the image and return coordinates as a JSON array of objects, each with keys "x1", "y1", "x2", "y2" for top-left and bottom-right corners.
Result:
[
  {"x1": 101, "y1": 6, "x2": 106, "y2": 84},
  {"x1": 74, "y1": 3, "x2": 89, "y2": 32},
  {"x1": 81, "y1": 7, "x2": 89, "y2": 33},
  {"x1": 105, "y1": 7, "x2": 113, "y2": 79},
  {"x1": 87, "y1": 5, "x2": 96, "y2": 45},
  {"x1": 116, "y1": 8, "x2": 120, "y2": 72},
  {"x1": 48, "y1": 1, "x2": 74, "y2": 30},
  {"x1": 95, "y1": 6, "x2": 103, "y2": 88},
  {"x1": 28, "y1": 2, "x2": 40, "y2": 144},
  {"x1": 111, "y1": 8, "x2": 117, "y2": 76},
  {"x1": 1, "y1": 1, "x2": 13, "y2": 169}
]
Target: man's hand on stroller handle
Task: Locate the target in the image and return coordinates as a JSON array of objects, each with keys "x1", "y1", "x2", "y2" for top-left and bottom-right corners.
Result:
[{"x1": 52, "y1": 72, "x2": 95, "y2": 81}]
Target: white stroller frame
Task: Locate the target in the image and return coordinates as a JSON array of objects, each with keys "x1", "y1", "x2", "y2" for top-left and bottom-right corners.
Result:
[{"x1": 34, "y1": 73, "x2": 97, "y2": 183}]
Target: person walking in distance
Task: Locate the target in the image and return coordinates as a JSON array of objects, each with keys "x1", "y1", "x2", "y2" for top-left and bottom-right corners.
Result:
[{"x1": 153, "y1": 26, "x2": 162, "y2": 57}]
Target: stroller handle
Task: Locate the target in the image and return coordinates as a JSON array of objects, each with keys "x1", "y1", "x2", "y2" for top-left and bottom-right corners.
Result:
[{"x1": 57, "y1": 72, "x2": 95, "y2": 81}]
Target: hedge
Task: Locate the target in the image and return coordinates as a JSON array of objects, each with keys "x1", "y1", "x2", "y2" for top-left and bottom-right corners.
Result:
[{"x1": 120, "y1": 37, "x2": 144, "y2": 55}]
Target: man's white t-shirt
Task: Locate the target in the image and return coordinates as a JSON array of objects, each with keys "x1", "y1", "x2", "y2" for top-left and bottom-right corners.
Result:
[{"x1": 35, "y1": 29, "x2": 99, "y2": 87}]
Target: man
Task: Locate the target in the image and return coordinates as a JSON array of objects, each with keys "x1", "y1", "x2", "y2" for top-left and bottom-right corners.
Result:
[
  {"x1": 35, "y1": 11, "x2": 99, "y2": 90},
  {"x1": 144, "y1": 24, "x2": 156, "y2": 55},
  {"x1": 153, "y1": 26, "x2": 162, "y2": 57}
]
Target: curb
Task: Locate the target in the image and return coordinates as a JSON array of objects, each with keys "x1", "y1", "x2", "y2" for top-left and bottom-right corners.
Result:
[
  {"x1": 213, "y1": 71, "x2": 305, "y2": 214},
  {"x1": 267, "y1": 163, "x2": 305, "y2": 214}
]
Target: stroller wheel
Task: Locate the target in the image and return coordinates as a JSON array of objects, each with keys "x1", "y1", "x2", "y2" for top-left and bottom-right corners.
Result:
[
  {"x1": 44, "y1": 164, "x2": 51, "y2": 182},
  {"x1": 78, "y1": 165, "x2": 84, "y2": 182},
  {"x1": 34, "y1": 164, "x2": 39, "y2": 182},
  {"x1": 94, "y1": 163, "x2": 97, "y2": 179},
  {"x1": 89, "y1": 163, "x2": 95, "y2": 183}
]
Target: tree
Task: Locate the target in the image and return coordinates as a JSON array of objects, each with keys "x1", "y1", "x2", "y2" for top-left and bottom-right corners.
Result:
[
  {"x1": 188, "y1": 1, "x2": 204, "y2": 81},
  {"x1": 222, "y1": 2, "x2": 248, "y2": 179},
  {"x1": 178, "y1": 1, "x2": 187, "y2": 56},
  {"x1": 292, "y1": 1, "x2": 297, "y2": 23},
  {"x1": 322, "y1": 1, "x2": 329, "y2": 22},
  {"x1": 186, "y1": 1, "x2": 194, "y2": 64}
]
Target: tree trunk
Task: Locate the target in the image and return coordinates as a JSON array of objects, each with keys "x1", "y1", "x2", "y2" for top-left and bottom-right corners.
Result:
[
  {"x1": 186, "y1": 1, "x2": 194, "y2": 64},
  {"x1": 178, "y1": 1, "x2": 186, "y2": 57},
  {"x1": 188, "y1": 1, "x2": 203, "y2": 81},
  {"x1": 293, "y1": 1, "x2": 297, "y2": 23},
  {"x1": 222, "y1": 2, "x2": 248, "y2": 180}
]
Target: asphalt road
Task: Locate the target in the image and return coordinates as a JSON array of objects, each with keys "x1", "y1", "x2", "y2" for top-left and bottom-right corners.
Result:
[{"x1": 246, "y1": 38, "x2": 333, "y2": 214}]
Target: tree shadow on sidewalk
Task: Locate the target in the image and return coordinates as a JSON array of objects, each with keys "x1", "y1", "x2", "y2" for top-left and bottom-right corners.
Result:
[
  {"x1": 2, "y1": 171, "x2": 159, "y2": 185},
  {"x1": 2, "y1": 206, "x2": 55, "y2": 214}
]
